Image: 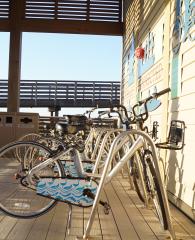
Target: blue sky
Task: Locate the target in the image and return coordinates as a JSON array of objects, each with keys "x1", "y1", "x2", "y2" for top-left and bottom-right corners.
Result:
[{"x1": 0, "y1": 32, "x2": 122, "y2": 115}]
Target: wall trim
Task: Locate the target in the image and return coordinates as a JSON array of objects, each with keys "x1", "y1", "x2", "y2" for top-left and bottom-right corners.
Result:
[{"x1": 167, "y1": 190, "x2": 195, "y2": 222}]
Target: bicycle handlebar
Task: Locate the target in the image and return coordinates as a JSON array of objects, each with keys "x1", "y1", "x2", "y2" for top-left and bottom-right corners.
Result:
[
  {"x1": 138, "y1": 88, "x2": 170, "y2": 105},
  {"x1": 98, "y1": 109, "x2": 126, "y2": 126},
  {"x1": 132, "y1": 87, "x2": 171, "y2": 123},
  {"x1": 93, "y1": 88, "x2": 170, "y2": 128}
]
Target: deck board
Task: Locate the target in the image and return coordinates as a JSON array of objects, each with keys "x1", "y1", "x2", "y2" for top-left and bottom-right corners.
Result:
[
  {"x1": 6, "y1": 218, "x2": 36, "y2": 240},
  {"x1": 104, "y1": 182, "x2": 140, "y2": 240},
  {"x1": 0, "y1": 174, "x2": 194, "y2": 240}
]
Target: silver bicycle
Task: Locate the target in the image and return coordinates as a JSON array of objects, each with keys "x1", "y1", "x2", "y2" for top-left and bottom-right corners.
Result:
[{"x1": 0, "y1": 129, "x2": 175, "y2": 239}]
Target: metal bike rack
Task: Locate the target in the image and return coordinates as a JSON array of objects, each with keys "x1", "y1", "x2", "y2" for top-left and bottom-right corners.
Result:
[{"x1": 78, "y1": 130, "x2": 176, "y2": 240}]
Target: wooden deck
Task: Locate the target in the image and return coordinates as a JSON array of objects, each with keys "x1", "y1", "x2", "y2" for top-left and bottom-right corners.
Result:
[{"x1": 0, "y1": 174, "x2": 194, "y2": 240}]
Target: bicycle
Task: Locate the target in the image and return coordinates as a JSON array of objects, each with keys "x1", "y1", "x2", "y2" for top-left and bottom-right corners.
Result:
[
  {"x1": 108, "y1": 88, "x2": 171, "y2": 229},
  {"x1": 0, "y1": 92, "x2": 176, "y2": 239}
]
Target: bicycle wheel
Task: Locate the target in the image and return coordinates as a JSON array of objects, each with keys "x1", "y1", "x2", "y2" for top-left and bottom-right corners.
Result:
[
  {"x1": 145, "y1": 155, "x2": 168, "y2": 230},
  {"x1": 131, "y1": 156, "x2": 145, "y2": 203},
  {"x1": 15, "y1": 134, "x2": 42, "y2": 162},
  {"x1": 18, "y1": 133, "x2": 42, "y2": 141},
  {"x1": 0, "y1": 141, "x2": 64, "y2": 218},
  {"x1": 38, "y1": 136, "x2": 64, "y2": 151}
]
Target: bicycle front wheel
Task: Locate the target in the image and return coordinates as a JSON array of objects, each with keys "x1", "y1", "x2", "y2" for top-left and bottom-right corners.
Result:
[{"x1": 0, "y1": 141, "x2": 64, "y2": 218}]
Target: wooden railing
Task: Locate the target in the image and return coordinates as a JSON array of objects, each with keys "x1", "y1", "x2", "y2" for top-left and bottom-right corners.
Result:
[{"x1": 0, "y1": 80, "x2": 120, "y2": 107}]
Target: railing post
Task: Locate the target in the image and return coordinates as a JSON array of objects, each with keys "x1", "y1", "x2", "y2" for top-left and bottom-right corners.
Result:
[
  {"x1": 111, "y1": 82, "x2": 113, "y2": 102},
  {"x1": 66, "y1": 84, "x2": 68, "y2": 100},
  {"x1": 34, "y1": 81, "x2": 37, "y2": 106},
  {"x1": 49, "y1": 84, "x2": 51, "y2": 101},
  {"x1": 55, "y1": 81, "x2": 58, "y2": 106},
  {"x1": 74, "y1": 81, "x2": 77, "y2": 105},
  {"x1": 31, "y1": 81, "x2": 33, "y2": 100},
  {"x1": 115, "y1": 85, "x2": 118, "y2": 101},
  {"x1": 92, "y1": 82, "x2": 95, "y2": 104},
  {"x1": 83, "y1": 85, "x2": 85, "y2": 100}
]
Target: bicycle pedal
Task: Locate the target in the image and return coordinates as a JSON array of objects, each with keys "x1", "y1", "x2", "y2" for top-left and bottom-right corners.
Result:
[
  {"x1": 103, "y1": 202, "x2": 111, "y2": 215},
  {"x1": 14, "y1": 173, "x2": 22, "y2": 179}
]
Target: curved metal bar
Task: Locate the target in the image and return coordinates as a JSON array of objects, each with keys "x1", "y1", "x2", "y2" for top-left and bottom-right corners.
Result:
[
  {"x1": 91, "y1": 128, "x2": 122, "y2": 175},
  {"x1": 83, "y1": 130, "x2": 175, "y2": 240}
]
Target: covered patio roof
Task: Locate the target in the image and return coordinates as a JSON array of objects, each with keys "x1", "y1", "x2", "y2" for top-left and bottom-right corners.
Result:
[
  {"x1": 0, "y1": 0, "x2": 123, "y2": 35},
  {"x1": 0, "y1": 0, "x2": 123, "y2": 112}
]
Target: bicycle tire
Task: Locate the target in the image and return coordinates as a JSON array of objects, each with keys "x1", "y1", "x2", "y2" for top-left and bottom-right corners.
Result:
[
  {"x1": 38, "y1": 136, "x2": 65, "y2": 151},
  {"x1": 145, "y1": 156, "x2": 168, "y2": 230},
  {"x1": 0, "y1": 141, "x2": 64, "y2": 218},
  {"x1": 132, "y1": 157, "x2": 145, "y2": 203}
]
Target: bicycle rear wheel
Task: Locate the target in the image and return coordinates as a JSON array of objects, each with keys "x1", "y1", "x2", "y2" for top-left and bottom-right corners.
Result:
[
  {"x1": 0, "y1": 141, "x2": 64, "y2": 218},
  {"x1": 145, "y1": 155, "x2": 168, "y2": 230}
]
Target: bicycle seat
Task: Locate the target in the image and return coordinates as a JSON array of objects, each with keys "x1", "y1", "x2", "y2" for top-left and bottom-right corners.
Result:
[{"x1": 55, "y1": 122, "x2": 68, "y2": 133}]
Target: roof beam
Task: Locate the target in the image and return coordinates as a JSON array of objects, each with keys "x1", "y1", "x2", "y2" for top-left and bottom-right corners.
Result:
[
  {"x1": 0, "y1": 19, "x2": 123, "y2": 36},
  {"x1": 0, "y1": 20, "x2": 9, "y2": 31}
]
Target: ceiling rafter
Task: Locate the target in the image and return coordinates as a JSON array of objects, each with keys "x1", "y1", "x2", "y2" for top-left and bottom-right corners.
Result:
[{"x1": 0, "y1": 0, "x2": 123, "y2": 35}]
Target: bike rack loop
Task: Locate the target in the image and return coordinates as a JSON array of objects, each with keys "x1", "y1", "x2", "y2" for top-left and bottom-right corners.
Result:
[{"x1": 77, "y1": 130, "x2": 176, "y2": 240}]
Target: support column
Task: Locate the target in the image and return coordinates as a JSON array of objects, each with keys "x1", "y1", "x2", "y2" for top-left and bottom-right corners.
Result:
[
  {"x1": 7, "y1": 0, "x2": 24, "y2": 112},
  {"x1": 48, "y1": 106, "x2": 61, "y2": 117},
  {"x1": 7, "y1": 30, "x2": 22, "y2": 112}
]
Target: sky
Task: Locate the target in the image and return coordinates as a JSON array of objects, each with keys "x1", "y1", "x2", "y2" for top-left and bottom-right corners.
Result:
[{"x1": 0, "y1": 32, "x2": 122, "y2": 116}]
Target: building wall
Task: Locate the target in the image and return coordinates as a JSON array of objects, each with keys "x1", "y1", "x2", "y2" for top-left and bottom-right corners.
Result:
[{"x1": 122, "y1": 0, "x2": 195, "y2": 220}]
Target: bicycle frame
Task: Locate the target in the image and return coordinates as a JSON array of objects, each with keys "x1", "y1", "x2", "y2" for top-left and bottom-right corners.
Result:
[{"x1": 27, "y1": 128, "x2": 122, "y2": 183}]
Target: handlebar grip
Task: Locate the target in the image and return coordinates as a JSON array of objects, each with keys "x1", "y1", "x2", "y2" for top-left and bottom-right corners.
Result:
[
  {"x1": 156, "y1": 87, "x2": 171, "y2": 97},
  {"x1": 138, "y1": 87, "x2": 171, "y2": 104},
  {"x1": 98, "y1": 111, "x2": 110, "y2": 117}
]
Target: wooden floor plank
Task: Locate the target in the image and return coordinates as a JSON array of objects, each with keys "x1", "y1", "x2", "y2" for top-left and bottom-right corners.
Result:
[
  {"x1": 117, "y1": 175, "x2": 170, "y2": 240},
  {"x1": 6, "y1": 218, "x2": 36, "y2": 240},
  {"x1": 45, "y1": 203, "x2": 69, "y2": 240},
  {"x1": 104, "y1": 181, "x2": 140, "y2": 240},
  {"x1": 112, "y1": 179, "x2": 161, "y2": 240},
  {"x1": 24, "y1": 208, "x2": 55, "y2": 240},
  {"x1": 0, "y1": 214, "x2": 5, "y2": 222},
  {"x1": 66, "y1": 206, "x2": 84, "y2": 239},
  {"x1": 0, "y1": 216, "x2": 18, "y2": 239},
  {"x1": 98, "y1": 190, "x2": 122, "y2": 240},
  {"x1": 83, "y1": 207, "x2": 102, "y2": 240}
]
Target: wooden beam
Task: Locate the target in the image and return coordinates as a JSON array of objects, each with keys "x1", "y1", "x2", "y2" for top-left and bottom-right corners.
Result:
[
  {"x1": 0, "y1": 20, "x2": 10, "y2": 31},
  {"x1": 7, "y1": 0, "x2": 24, "y2": 112},
  {"x1": 21, "y1": 19, "x2": 123, "y2": 36},
  {"x1": 0, "y1": 19, "x2": 123, "y2": 35}
]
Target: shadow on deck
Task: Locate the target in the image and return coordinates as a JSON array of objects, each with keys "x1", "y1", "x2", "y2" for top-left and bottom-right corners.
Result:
[{"x1": 0, "y1": 175, "x2": 194, "y2": 240}]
